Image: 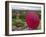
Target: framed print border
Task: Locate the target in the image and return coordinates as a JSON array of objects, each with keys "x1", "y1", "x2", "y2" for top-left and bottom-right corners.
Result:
[{"x1": 5, "y1": 1, "x2": 45, "y2": 36}]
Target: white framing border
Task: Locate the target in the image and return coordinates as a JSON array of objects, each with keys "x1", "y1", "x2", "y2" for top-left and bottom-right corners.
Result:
[{"x1": 9, "y1": 3, "x2": 44, "y2": 34}]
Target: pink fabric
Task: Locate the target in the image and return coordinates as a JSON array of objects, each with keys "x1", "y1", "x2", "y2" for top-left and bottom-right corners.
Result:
[{"x1": 25, "y1": 11, "x2": 40, "y2": 30}]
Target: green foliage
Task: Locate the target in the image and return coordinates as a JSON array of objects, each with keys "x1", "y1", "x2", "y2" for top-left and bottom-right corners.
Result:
[{"x1": 12, "y1": 10, "x2": 26, "y2": 28}]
